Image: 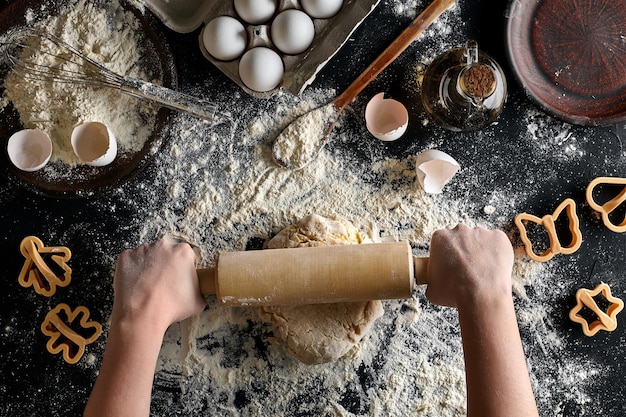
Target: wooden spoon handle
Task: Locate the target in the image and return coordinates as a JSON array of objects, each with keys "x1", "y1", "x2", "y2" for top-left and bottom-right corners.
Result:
[{"x1": 334, "y1": 0, "x2": 457, "y2": 111}]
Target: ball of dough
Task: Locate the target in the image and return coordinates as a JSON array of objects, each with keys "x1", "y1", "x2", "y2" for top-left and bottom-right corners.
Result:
[{"x1": 259, "y1": 214, "x2": 384, "y2": 364}]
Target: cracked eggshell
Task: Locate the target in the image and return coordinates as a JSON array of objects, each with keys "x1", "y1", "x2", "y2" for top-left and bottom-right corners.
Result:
[
  {"x1": 365, "y1": 93, "x2": 408, "y2": 141},
  {"x1": 7, "y1": 129, "x2": 52, "y2": 171},
  {"x1": 415, "y1": 149, "x2": 460, "y2": 194},
  {"x1": 71, "y1": 122, "x2": 117, "y2": 167}
]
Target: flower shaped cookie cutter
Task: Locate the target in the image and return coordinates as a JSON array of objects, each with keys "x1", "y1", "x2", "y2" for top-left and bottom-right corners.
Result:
[
  {"x1": 18, "y1": 236, "x2": 72, "y2": 297},
  {"x1": 41, "y1": 303, "x2": 102, "y2": 364},
  {"x1": 586, "y1": 177, "x2": 626, "y2": 233},
  {"x1": 514, "y1": 198, "x2": 583, "y2": 262},
  {"x1": 569, "y1": 282, "x2": 624, "y2": 336}
]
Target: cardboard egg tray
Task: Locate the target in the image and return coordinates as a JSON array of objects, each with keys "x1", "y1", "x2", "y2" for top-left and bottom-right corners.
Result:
[{"x1": 145, "y1": 0, "x2": 381, "y2": 98}]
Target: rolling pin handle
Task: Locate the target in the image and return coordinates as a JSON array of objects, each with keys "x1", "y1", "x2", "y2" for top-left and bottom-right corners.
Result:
[
  {"x1": 414, "y1": 257, "x2": 429, "y2": 285},
  {"x1": 197, "y1": 267, "x2": 217, "y2": 295}
]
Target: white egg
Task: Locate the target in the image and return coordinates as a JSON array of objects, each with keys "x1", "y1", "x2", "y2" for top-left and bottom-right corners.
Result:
[
  {"x1": 301, "y1": 0, "x2": 344, "y2": 19},
  {"x1": 238, "y1": 47, "x2": 284, "y2": 92},
  {"x1": 234, "y1": 0, "x2": 277, "y2": 24},
  {"x1": 202, "y1": 16, "x2": 247, "y2": 61},
  {"x1": 271, "y1": 9, "x2": 315, "y2": 55}
]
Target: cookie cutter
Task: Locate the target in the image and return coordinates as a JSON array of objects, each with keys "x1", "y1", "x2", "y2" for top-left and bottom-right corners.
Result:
[
  {"x1": 586, "y1": 176, "x2": 626, "y2": 233},
  {"x1": 569, "y1": 282, "x2": 624, "y2": 336},
  {"x1": 18, "y1": 236, "x2": 72, "y2": 297},
  {"x1": 41, "y1": 303, "x2": 102, "y2": 364},
  {"x1": 514, "y1": 198, "x2": 583, "y2": 262}
]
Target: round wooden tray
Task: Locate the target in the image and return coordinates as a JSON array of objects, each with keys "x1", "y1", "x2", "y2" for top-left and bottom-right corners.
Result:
[
  {"x1": 506, "y1": 0, "x2": 626, "y2": 126},
  {"x1": 0, "y1": 0, "x2": 175, "y2": 198}
]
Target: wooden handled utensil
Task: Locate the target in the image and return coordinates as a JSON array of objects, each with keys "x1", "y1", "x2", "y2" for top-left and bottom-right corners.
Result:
[
  {"x1": 272, "y1": 0, "x2": 457, "y2": 169},
  {"x1": 197, "y1": 242, "x2": 428, "y2": 307}
]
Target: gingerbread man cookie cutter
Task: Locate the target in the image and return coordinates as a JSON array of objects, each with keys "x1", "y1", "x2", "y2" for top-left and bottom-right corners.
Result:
[
  {"x1": 569, "y1": 282, "x2": 624, "y2": 336},
  {"x1": 514, "y1": 198, "x2": 583, "y2": 262},
  {"x1": 18, "y1": 236, "x2": 72, "y2": 297},
  {"x1": 41, "y1": 303, "x2": 102, "y2": 364},
  {"x1": 586, "y1": 177, "x2": 626, "y2": 233}
]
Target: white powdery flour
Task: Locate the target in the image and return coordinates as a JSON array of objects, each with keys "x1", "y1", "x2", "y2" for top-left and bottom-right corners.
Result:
[
  {"x1": 126, "y1": 1, "x2": 603, "y2": 414},
  {"x1": 2, "y1": 0, "x2": 156, "y2": 166},
  {"x1": 1, "y1": 0, "x2": 604, "y2": 415},
  {"x1": 133, "y1": 83, "x2": 601, "y2": 415}
]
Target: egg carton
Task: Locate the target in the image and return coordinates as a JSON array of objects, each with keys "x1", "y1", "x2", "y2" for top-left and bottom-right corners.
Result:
[{"x1": 144, "y1": 0, "x2": 381, "y2": 98}]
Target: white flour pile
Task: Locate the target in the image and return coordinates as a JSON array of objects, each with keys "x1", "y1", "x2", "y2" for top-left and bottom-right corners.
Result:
[
  {"x1": 1, "y1": 0, "x2": 156, "y2": 167},
  {"x1": 271, "y1": 102, "x2": 337, "y2": 169}
]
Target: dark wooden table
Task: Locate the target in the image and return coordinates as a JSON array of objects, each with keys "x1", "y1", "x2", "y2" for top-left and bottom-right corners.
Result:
[{"x1": 1, "y1": 0, "x2": 625, "y2": 416}]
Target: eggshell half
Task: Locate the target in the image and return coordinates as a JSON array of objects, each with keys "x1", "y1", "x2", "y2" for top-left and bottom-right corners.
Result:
[
  {"x1": 7, "y1": 129, "x2": 52, "y2": 172},
  {"x1": 415, "y1": 149, "x2": 460, "y2": 194},
  {"x1": 365, "y1": 93, "x2": 408, "y2": 141},
  {"x1": 71, "y1": 122, "x2": 117, "y2": 167}
]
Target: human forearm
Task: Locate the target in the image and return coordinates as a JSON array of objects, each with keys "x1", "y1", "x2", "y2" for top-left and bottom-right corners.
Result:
[
  {"x1": 83, "y1": 319, "x2": 165, "y2": 417},
  {"x1": 458, "y1": 294, "x2": 539, "y2": 417},
  {"x1": 425, "y1": 225, "x2": 538, "y2": 415},
  {"x1": 84, "y1": 239, "x2": 205, "y2": 416}
]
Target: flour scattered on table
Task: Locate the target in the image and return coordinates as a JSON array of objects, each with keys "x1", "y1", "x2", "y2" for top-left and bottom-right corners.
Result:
[
  {"x1": 68, "y1": 1, "x2": 603, "y2": 416},
  {"x1": 523, "y1": 108, "x2": 584, "y2": 162},
  {"x1": 128, "y1": 83, "x2": 603, "y2": 416}
]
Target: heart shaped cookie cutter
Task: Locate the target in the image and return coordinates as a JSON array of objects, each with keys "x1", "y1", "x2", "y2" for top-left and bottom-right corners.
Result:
[
  {"x1": 586, "y1": 176, "x2": 626, "y2": 233},
  {"x1": 514, "y1": 198, "x2": 583, "y2": 262},
  {"x1": 569, "y1": 282, "x2": 624, "y2": 336}
]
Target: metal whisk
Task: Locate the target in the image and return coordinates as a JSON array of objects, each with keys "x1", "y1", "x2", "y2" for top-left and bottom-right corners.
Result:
[{"x1": 0, "y1": 27, "x2": 231, "y2": 125}]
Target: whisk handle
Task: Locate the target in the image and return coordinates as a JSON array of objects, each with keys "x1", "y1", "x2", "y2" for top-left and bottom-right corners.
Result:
[{"x1": 120, "y1": 77, "x2": 231, "y2": 124}]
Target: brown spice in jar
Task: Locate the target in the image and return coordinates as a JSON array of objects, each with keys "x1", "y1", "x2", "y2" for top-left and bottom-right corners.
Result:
[{"x1": 461, "y1": 64, "x2": 496, "y2": 98}]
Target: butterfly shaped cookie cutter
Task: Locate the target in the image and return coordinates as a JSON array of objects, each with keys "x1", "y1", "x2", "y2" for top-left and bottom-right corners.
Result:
[
  {"x1": 569, "y1": 282, "x2": 624, "y2": 336},
  {"x1": 41, "y1": 303, "x2": 102, "y2": 364},
  {"x1": 18, "y1": 236, "x2": 72, "y2": 297},
  {"x1": 514, "y1": 198, "x2": 583, "y2": 262},
  {"x1": 586, "y1": 177, "x2": 626, "y2": 233}
]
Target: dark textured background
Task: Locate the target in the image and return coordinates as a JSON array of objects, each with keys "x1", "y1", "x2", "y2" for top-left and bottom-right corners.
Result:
[{"x1": 1, "y1": 0, "x2": 625, "y2": 416}]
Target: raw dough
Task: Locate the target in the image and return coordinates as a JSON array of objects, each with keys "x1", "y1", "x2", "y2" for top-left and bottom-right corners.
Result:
[{"x1": 259, "y1": 214, "x2": 384, "y2": 364}]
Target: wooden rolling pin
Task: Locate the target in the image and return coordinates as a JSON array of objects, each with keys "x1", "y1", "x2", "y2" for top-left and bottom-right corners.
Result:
[{"x1": 197, "y1": 242, "x2": 428, "y2": 307}]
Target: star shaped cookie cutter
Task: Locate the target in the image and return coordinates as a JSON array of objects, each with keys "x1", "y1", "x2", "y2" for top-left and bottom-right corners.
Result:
[
  {"x1": 586, "y1": 177, "x2": 626, "y2": 233},
  {"x1": 41, "y1": 303, "x2": 102, "y2": 364},
  {"x1": 569, "y1": 282, "x2": 624, "y2": 336},
  {"x1": 18, "y1": 236, "x2": 72, "y2": 297},
  {"x1": 514, "y1": 198, "x2": 583, "y2": 262}
]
